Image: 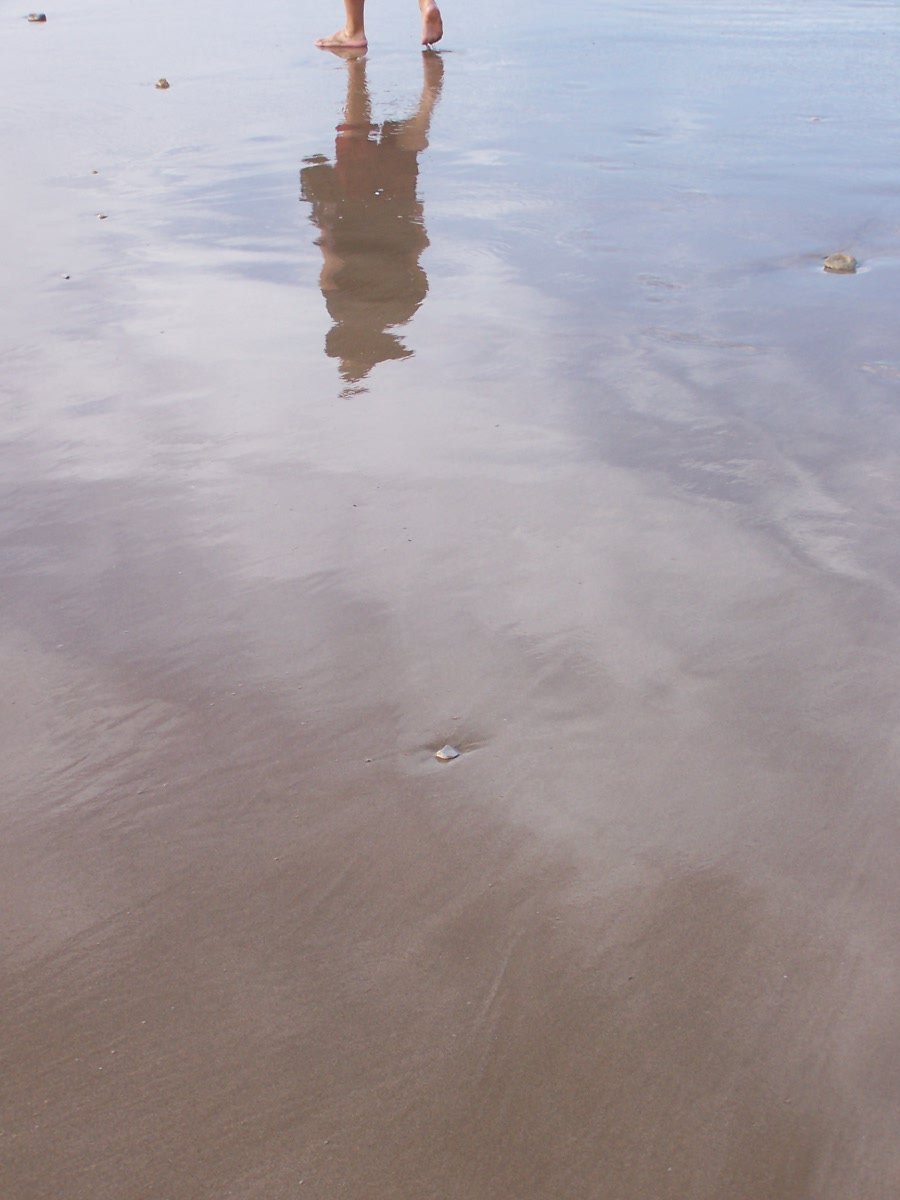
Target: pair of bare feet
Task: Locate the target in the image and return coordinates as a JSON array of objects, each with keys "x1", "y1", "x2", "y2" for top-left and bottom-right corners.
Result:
[{"x1": 316, "y1": 0, "x2": 442, "y2": 50}]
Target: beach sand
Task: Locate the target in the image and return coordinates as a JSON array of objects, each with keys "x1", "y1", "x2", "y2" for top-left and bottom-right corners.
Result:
[{"x1": 2, "y1": 0, "x2": 900, "y2": 1196}]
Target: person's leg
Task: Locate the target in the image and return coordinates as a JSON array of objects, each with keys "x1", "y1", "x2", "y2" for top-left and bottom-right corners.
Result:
[
  {"x1": 316, "y1": 0, "x2": 367, "y2": 49},
  {"x1": 419, "y1": 0, "x2": 442, "y2": 46}
]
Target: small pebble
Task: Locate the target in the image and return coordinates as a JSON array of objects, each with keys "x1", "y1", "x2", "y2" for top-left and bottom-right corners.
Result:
[
  {"x1": 155, "y1": 78, "x2": 170, "y2": 90},
  {"x1": 27, "y1": 12, "x2": 47, "y2": 21},
  {"x1": 435, "y1": 744, "x2": 460, "y2": 762},
  {"x1": 823, "y1": 252, "x2": 857, "y2": 274},
  {"x1": 97, "y1": 213, "x2": 108, "y2": 220}
]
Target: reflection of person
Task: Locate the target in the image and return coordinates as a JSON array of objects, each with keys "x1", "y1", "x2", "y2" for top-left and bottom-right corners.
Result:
[
  {"x1": 300, "y1": 53, "x2": 443, "y2": 390},
  {"x1": 316, "y1": 0, "x2": 443, "y2": 50}
]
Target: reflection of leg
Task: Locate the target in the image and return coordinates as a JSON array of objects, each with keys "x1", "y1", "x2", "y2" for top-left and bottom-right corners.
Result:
[
  {"x1": 317, "y1": 60, "x2": 372, "y2": 305},
  {"x1": 342, "y1": 57, "x2": 372, "y2": 131},
  {"x1": 419, "y1": 0, "x2": 443, "y2": 46},
  {"x1": 396, "y1": 50, "x2": 444, "y2": 153},
  {"x1": 316, "y1": 0, "x2": 367, "y2": 48},
  {"x1": 421, "y1": 45, "x2": 444, "y2": 100}
]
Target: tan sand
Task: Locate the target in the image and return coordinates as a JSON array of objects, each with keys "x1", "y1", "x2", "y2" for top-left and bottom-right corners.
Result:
[{"x1": 2, "y1": 0, "x2": 900, "y2": 1197}]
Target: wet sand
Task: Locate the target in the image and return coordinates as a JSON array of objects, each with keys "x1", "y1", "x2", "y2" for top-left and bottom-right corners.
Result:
[{"x1": 3, "y1": 0, "x2": 900, "y2": 1196}]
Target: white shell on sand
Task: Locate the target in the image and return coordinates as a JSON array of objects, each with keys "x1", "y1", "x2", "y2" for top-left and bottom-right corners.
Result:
[
  {"x1": 435, "y1": 744, "x2": 460, "y2": 762},
  {"x1": 823, "y1": 252, "x2": 857, "y2": 274}
]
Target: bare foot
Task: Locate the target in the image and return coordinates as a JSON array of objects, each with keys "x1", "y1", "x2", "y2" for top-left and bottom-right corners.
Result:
[
  {"x1": 315, "y1": 27, "x2": 368, "y2": 49},
  {"x1": 420, "y1": 1, "x2": 442, "y2": 46}
]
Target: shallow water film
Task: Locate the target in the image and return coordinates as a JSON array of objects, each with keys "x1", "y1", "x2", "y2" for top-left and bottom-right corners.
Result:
[{"x1": 2, "y1": 0, "x2": 900, "y2": 1196}]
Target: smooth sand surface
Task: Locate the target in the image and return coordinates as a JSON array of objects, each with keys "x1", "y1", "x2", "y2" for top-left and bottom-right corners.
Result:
[{"x1": 3, "y1": 0, "x2": 900, "y2": 1196}]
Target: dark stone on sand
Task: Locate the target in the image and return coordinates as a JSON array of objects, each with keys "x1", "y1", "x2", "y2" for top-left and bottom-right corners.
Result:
[
  {"x1": 155, "y1": 78, "x2": 170, "y2": 90},
  {"x1": 26, "y1": 12, "x2": 47, "y2": 20},
  {"x1": 823, "y1": 252, "x2": 857, "y2": 274}
]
